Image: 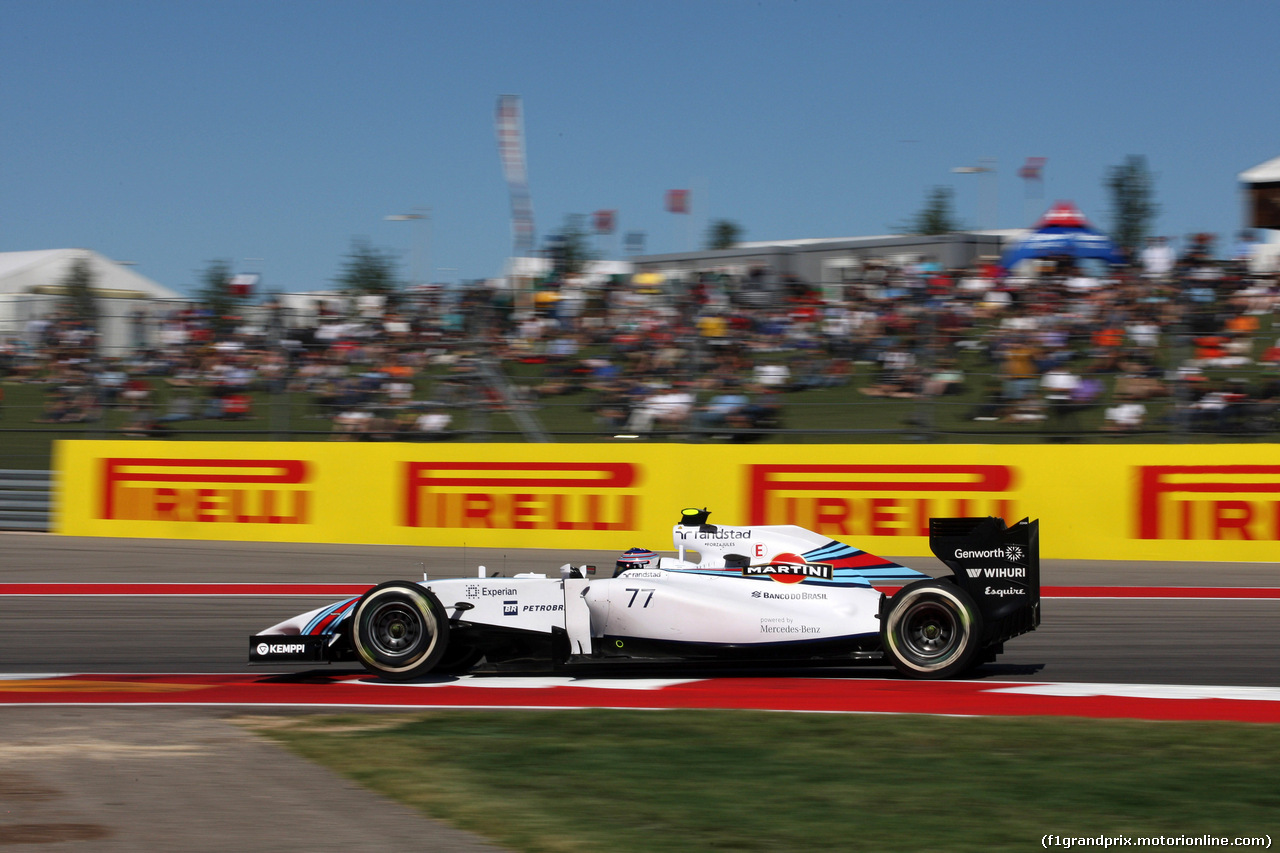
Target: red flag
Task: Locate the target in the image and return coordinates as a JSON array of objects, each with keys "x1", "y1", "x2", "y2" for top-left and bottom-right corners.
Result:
[
  {"x1": 665, "y1": 189, "x2": 689, "y2": 214},
  {"x1": 227, "y1": 273, "x2": 258, "y2": 298},
  {"x1": 593, "y1": 209, "x2": 616, "y2": 234},
  {"x1": 1018, "y1": 157, "x2": 1047, "y2": 181}
]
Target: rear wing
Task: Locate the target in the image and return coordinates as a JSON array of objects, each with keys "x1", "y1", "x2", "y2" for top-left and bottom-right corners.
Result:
[{"x1": 928, "y1": 517, "x2": 1040, "y2": 645}]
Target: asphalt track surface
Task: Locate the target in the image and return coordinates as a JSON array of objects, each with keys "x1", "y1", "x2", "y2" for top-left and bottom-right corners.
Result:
[
  {"x1": 2, "y1": 533, "x2": 1278, "y2": 851},
  {"x1": 3, "y1": 533, "x2": 1279, "y2": 686}
]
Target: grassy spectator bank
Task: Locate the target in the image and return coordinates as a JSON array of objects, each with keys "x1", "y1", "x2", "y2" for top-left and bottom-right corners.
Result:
[
  {"x1": 4, "y1": 265, "x2": 1277, "y2": 469},
  {"x1": 3, "y1": 351, "x2": 1278, "y2": 471}
]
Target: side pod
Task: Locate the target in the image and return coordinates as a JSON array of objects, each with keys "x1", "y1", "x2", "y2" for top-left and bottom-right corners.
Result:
[{"x1": 928, "y1": 516, "x2": 1041, "y2": 646}]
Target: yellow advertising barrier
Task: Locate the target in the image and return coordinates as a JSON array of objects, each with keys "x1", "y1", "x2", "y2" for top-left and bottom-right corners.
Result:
[{"x1": 54, "y1": 440, "x2": 1280, "y2": 562}]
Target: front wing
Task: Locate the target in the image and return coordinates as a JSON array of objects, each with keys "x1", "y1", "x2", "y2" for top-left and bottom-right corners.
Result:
[{"x1": 249, "y1": 634, "x2": 336, "y2": 664}]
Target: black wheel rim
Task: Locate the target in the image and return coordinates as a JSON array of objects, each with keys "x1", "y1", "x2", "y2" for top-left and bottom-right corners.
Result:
[
  {"x1": 366, "y1": 599, "x2": 428, "y2": 661},
  {"x1": 899, "y1": 599, "x2": 960, "y2": 661}
]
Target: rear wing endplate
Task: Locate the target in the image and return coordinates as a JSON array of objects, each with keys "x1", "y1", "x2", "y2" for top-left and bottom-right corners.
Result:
[{"x1": 928, "y1": 516, "x2": 1041, "y2": 644}]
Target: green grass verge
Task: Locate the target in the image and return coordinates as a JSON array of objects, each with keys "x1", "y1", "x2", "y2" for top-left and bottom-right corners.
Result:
[{"x1": 246, "y1": 710, "x2": 1280, "y2": 853}]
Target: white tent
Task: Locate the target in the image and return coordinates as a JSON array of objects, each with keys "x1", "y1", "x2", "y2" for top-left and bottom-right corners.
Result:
[
  {"x1": 0, "y1": 248, "x2": 186, "y2": 354},
  {"x1": 1239, "y1": 155, "x2": 1280, "y2": 184},
  {"x1": 0, "y1": 248, "x2": 180, "y2": 299},
  {"x1": 1239, "y1": 156, "x2": 1280, "y2": 270}
]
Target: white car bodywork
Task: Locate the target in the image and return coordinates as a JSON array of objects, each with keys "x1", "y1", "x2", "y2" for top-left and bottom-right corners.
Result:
[
  {"x1": 259, "y1": 566, "x2": 882, "y2": 659},
  {"x1": 251, "y1": 510, "x2": 1040, "y2": 679}
]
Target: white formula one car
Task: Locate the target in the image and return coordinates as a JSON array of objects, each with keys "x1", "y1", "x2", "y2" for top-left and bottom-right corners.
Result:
[{"x1": 250, "y1": 509, "x2": 1040, "y2": 680}]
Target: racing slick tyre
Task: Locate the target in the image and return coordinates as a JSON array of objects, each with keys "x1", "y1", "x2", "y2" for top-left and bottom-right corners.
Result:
[
  {"x1": 881, "y1": 580, "x2": 983, "y2": 679},
  {"x1": 352, "y1": 581, "x2": 450, "y2": 681}
]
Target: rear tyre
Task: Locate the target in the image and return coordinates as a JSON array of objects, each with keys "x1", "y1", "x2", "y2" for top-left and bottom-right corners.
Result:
[
  {"x1": 352, "y1": 581, "x2": 450, "y2": 681},
  {"x1": 881, "y1": 580, "x2": 982, "y2": 679}
]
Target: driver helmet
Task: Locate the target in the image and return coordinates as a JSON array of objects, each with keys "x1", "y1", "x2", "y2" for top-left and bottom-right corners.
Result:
[{"x1": 615, "y1": 547, "x2": 659, "y2": 574}]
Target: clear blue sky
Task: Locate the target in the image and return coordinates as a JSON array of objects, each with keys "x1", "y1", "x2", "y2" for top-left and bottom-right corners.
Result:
[{"x1": 3, "y1": 0, "x2": 1277, "y2": 295}]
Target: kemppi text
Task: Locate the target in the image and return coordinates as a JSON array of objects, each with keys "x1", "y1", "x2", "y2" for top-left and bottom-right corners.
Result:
[
  {"x1": 100, "y1": 458, "x2": 310, "y2": 524},
  {"x1": 747, "y1": 464, "x2": 1017, "y2": 536},
  {"x1": 1137, "y1": 465, "x2": 1280, "y2": 540},
  {"x1": 402, "y1": 461, "x2": 639, "y2": 530}
]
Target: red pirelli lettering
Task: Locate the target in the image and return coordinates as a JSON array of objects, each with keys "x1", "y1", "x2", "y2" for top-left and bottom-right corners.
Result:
[
  {"x1": 100, "y1": 458, "x2": 310, "y2": 523},
  {"x1": 747, "y1": 464, "x2": 1016, "y2": 532},
  {"x1": 403, "y1": 462, "x2": 639, "y2": 530},
  {"x1": 1136, "y1": 465, "x2": 1280, "y2": 540}
]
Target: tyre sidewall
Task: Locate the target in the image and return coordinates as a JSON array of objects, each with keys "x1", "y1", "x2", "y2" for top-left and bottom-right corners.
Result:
[
  {"x1": 353, "y1": 581, "x2": 449, "y2": 680},
  {"x1": 882, "y1": 580, "x2": 982, "y2": 679}
]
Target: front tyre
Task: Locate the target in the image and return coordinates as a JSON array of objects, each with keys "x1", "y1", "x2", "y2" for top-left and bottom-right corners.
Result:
[
  {"x1": 352, "y1": 581, "x2": 450, "y2": 681},
  {"x1": 882, "y1": 580, "x2": 982, "y2": 679}
]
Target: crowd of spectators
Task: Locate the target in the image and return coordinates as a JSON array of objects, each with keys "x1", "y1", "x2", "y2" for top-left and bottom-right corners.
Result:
[
  {"x1": 499, "y1": 231, "x2": 1280, "y2": 439},
  {"x1": 1, "y1": 231, "x2": 1278, "y2": 443}
]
